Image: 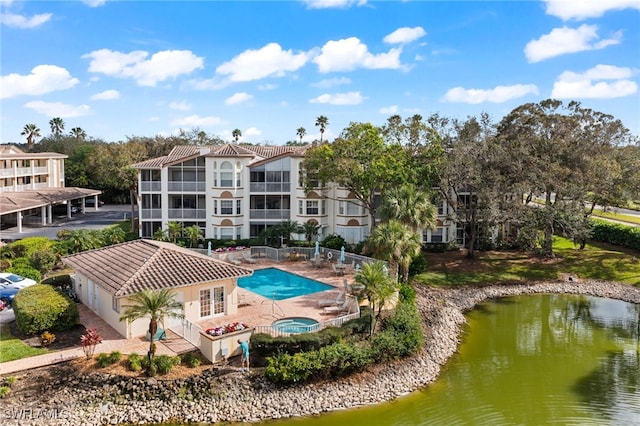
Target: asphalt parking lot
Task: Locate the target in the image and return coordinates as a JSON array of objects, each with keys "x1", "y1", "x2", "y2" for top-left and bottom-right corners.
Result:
[{"x1": 0, "y1": 204, "x2": 136, "y2": 242}]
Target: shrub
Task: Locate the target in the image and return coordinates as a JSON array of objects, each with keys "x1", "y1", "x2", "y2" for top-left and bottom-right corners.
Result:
[
  {"x1": 251, "y1": 326, "x2": 346, "y2": 358},
  {"x1": 321, "y1": 234, "x2": 347, "y2": 251},
  {"x1": 41, "y1": 274, "x2": 73, "y2": 288},
  {"x1": 29, "y1": 249, "x2": 58, "y2": 274},
  {"x1": 127, "y1": 353, "x2": 142, "y2": 372},
  {"x1": 80, "y1": 328, "x2": 102, "y2": 359},
  {"x1": 108, "y1": 351, "x2": 122, "y2": 364},
  {"x1": 4, "y1": 265, "x2": 41, "y2": 282},
  {"x1": 13, "y1": 285, "x2": 78, "y2": 335},
  {"x1": 154, "y1": 355, "x2": 180, "y2": 375},
  {"x1": 372, "y1": 301, "x2": 424, "y2": 361},
  {"x1": 40, "y1": 331, "x2": 56, "y2": 346},
  {"x1": 0, "y1": 386, "x2": 10, "y2": 398},
  {"x1": 590, "y1": 219, "x2": 640, "y2": 251},
  {"x1": 3, "y1": 376, "x2": 17, "y2": 387},
  {"x1": 181, "y1": 352, "x2": 201, "y2": 368},
  {"x1": 408, "y1": 252, "x2": 427, "y2": 277},
  {"x1": 96, "y1": 353, "x2": 111, "y2": 368}
]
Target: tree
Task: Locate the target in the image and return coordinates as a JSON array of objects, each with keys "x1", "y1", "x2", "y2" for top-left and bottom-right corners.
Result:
[
  {"x1": 367, "y1": 220, "x2": 422, "y2": 283},
  {"x1": 296, "y1": 127, "x2": 306, "y2": 143},
  {"x1": 379, "y1": 183, "x2": 437, "y2": 239},
  {"x1": 495, "y1": 99, "x2": 631, "y2": 257},
  {"x1": 61, "y1": 229, "x2": 103, "y2": 253},
  {"x1": 277, "y1": 220, "x2": 300, "y2": 246},
  {"x1": 301, "y1": 220, "x2": 320, "y2": 245},
  {"x1": 119, "y1": 289, "x2": 183, "y2": 376},
  {"x1": 166, "y1": 221, "x2": 183, "y2": 244},
  {"x1": 102, "y1": 227, "x2": 126, "y2": 245},
  {"x1": 232, "y1": 128, "x2": 242, "y2": 143},
  {"x1": 184, "y1": 225, "x2": 202, "y2": 248},
  {"x1": 354, "y1": 261, "x2": 396, "y2": 336},
  {"x1": 315, "y1": 115, "x2": 329, "y2": 142},
  {"x1": 21, "y1": 124, "x2": 41, "y2": 150},
  {"x1": 70, "y1": 127, "x2": 87, "y2": 142},
  {"x1": 49, "y1": 117, "x2": 65, "y2": 137}
]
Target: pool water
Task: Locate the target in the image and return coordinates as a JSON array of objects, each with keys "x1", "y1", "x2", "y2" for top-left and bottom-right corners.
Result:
[
  {"x1": 272, "y1": 317, "x2": 320, "y2": 334},
  {"x1": 238, "y1": 268, "x2": 333, "y2": 300}
]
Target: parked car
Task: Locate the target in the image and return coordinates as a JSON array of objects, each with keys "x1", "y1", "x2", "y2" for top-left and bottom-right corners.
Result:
[
  {"x1": 0, "y1": 285, "x2": 20, "y2": 306},
  {"x1": 0, "y1": 273, "x2": 37, "y2": 289}
]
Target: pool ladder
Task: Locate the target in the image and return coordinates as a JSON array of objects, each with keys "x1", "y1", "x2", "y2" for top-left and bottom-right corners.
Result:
[{"x1": 260, "y1": 292, "x2": 285, "y2": 319}]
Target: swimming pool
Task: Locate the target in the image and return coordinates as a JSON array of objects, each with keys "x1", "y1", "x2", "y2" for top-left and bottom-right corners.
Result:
[
  {"x1": 238, "y1": 268, "x2": 333, "y2": 300},
  {"x1": 272, "y1": 317, "x2": 320, "y2": 334}
]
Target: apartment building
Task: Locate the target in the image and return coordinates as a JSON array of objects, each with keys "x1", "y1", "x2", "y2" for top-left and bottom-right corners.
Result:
[
  {"x1": 0, "y1": 145, "x2": 101, "y2": 233},
  {"x1": 133, "y1": 144, "x2": 458, "y2": 245}
]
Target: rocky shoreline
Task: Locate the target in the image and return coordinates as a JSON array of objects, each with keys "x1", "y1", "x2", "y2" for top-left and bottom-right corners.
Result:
[{"x1": 3, "y1": 279, "x2": 639, "y2": 426}]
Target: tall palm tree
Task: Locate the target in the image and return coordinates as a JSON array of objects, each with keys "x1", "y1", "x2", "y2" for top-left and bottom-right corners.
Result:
[
  {"x1": 380, "y1": 184, "x2": 437, "y2": 240},
  {"x1": 368, "y1": 219, "x2": 422, "y2": 283},
  {"x1": 296, "y1": 127, "x2": 306, "y2": 143},
  {"x1": 166, "y1": 221, "x2": 183, "y2": 244},
  {"x1": 70, "y1": 127, "x2": 87, "y2": 142},
  {"x1": 354, "y1": 261, "x2": 396, "y2": 336},
  {"x1": 184, "y1": 224, "x2": 202, "y2": 248},
  {"x1": 315, "y1": 115, "x2": 329, "y2": 142},
  {"x1": 278, "y1": 220, "x2": 300, "y2": 246},
  {"x1": 119, "y1": 289, "x2": 184, "y2": 376},
  {"x1": 302, "y1": 220, "x2": 320, "y2": 245},
  {"x1": 21, "y1": 123, "x2": 41, "y2": 150},
  {"x1": 49, "y1": 117, "x2": 65, "y2": 137},
  {"x1": 232, "y1": 128, "x2": 242, "y2": 143}
]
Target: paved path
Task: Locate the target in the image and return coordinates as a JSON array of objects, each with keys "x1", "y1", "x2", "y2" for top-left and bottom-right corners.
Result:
[{"x1": 0, "y1": 304, "x2": 194, "y2": 375}]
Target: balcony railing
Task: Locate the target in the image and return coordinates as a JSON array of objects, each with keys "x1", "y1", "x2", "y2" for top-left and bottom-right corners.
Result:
[
  {"x1": 249, "y1": 209, "x2": 291, "y2": 220},
  {"x1": 0, "y1": 169, "x2": 14, "y2": 177},
  {"x1": 33, "y1": 166, "x2": 48, "y2": 174},
  {"x1": 168, "y1": 181, "x2": 206, "y2": 192},
  {"x1": 140, "y1": 182, "x2": 161, "y2": 192},
  {"x1": 168, "y1": 208, "x2": 206, "y2": 219},
  {"x1": 140, "y1": 208, "x2": 162, "y2": 219},
  {"x1": 249, "y1": 183, "x2": 291, "y2": 192}
]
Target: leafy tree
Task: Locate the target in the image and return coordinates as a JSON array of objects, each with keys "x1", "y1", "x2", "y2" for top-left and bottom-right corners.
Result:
[
  {"x1": 232, "y1": 128, "x2": 242, "y2": 143},
  {"x1": 21, "y1": 124, "x2": 41, "y2": 150},
  {"x1": 379, "y1": 183, "x2": 437, "y2": 239},
  {"x1": 315, "y1": 115, "x2": 329, "y2": 142},
  {"x1": 301, "y1": 220, "x2": 320, "y2": 245},
  {"x1": 495, "y1": 99, "x2": 631, "y2": 257},
  {"x1": 354, "y1": 261, "x2": 396, "y2": 336},
  {"x1": 49, "y1": 117, "x2": 65, "y2": 137},
  {"x1": 296, "y1": 127, "x2": 306, "y2": 143},
  {"x1": 119, "y1": 289, "x2": 183, "y2": 376},
  {"x1": 367, "y1": 220, "x2": 422, "y2": 282},
  {"x1": 184, "y1": 225, "x2": 202, "y2": 248}
]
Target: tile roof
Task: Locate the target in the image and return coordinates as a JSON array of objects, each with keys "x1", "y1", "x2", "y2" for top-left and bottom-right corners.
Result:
[
  {"x1": 207, "y1": 144, "x2": 257, "y2": 157},
  {"x1": 0, "y1": 144, "x2": 67, "y2": 159},
  {"x1": 63, "y1": 239, "x2": 253, "y2": 297},
  {"x1": 0, "y1": 187, "x2": 102, "y2": 215}
]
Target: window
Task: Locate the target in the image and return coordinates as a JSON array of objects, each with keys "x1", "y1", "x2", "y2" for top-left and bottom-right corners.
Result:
[
  {"x1": 431, "y1": 227, "x2": 444, "y2": 243},
  {"x1": 437, "y1": 199, "x2": 445, "y2": 215},
  {"x1": 236, "y1": 200, "x2": 241, "y2": 215},
  {"x1": 112, "y1": 296, "x2": 120, "y2": 313},
  {"x1": 221, "y1": 200, "x2": 233, "y2": 215},
  {"x1": 200, "y1": 289, "x2": 211, "y2": 317},
  {"x1": 299, "y1": 200, "x2": 303, "y2": 215},
  {"x1": 321, "y1": 200, "x2": 326, "y2": 215},
  {"x1": 220, "y1": 161, "x2": 233, "y2": 187},
  {"x1": 213, "y1": 287, "x2": 224, "y2": 315},
  {"x1": 306, "y1": 200, "x2": 319, "y2": 215},
  {"x1": 236, "y1": 226, "x2": 242, "y2": 240},
  {"x1": 339, "y1": 201, "x2": 345, "y2": 215},
  {"x1": 220, "y1": 228, "x2": 234, "y2": 240},
  {"x1": 236, "y1": 172, "x2": 241, "y2": 187},
  {"x1": 346, "y1": 201, "x2": 360, "y2": 215},
  {"x1": 213, "y1": 200, "x2": 218, "y2": 215}
]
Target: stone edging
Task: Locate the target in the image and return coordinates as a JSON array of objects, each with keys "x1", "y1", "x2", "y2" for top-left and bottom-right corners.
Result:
[{"x1": 3, "y1": 280, "x2": 639, "y2": 425}]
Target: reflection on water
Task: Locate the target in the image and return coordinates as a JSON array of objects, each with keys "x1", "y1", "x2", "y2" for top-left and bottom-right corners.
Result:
[{"x1": 182, "y1": 294, "x2": 640, "y2": 426}]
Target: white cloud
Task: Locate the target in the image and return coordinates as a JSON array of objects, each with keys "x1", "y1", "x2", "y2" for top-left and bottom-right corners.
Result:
[
  {"x1": 225, "y1": 92, "x2": 253, "y2": 105},
  {"x1": 169, "y1": 101, "x2": 191, "y2": 111},
  {"x1": 544, "y1": 0, "x2": 640, "y2": 21},
  {"x1": 81, "y1": 0, "x2": 106, "y2": 6},
  {"x1": 443, "y1": 84, "x2": 539, "y2": 104},
  {"x1": 313, "y1": 37, "x2": 403, "y2": 73},
  {"x1": 379, "y1": 105, "x2": 398, "y2": 114},
  {"x1": 0, "y1": 65, "x2": 79, "y2": 99},
  {"x1": 525, "y1": 24, "x2": 621, "y2": 63},
  {"x1": 551, "y1": 65, "x2": 638, "y2": 99},
  {"x1": 309, "y1": 91, "x2": 365, "y2": 105},
  {"x1": 24, "y1": 101, "x2": 91, "y2": 118},
  {"x1": 91, "y1": 89, "x2": 120, "y2": 100},
  {"x1": 312, "y1": 77, "x2": 352, "y2": 88},
  {"x1": 1, "y1": 12, "x2": 52, "y2": 28},
  {"x1": 258, "y1": 83, "x2": 277, "y2": 90},
  {"x1": 383, "y1": 27, "x2": 426, "y2": 44},
  {"x1": 244, "y1": 127, "x2": 261, "y2": 137},
  {"x1": 171, "y1": 115, "x2": 224, "y2": 127},
  {"x1": 216, "y1": 43, "x2": 308, "y2": 82},
  {"x1": 83, "y1": 49, "x2": 204, "y2": 86},
  {"x1": 302, "y1": 0, "x2": 367, "y2": 9}
]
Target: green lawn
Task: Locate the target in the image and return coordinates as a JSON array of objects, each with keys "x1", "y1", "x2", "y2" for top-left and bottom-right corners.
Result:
[
  {"x1": 0, "y1": 327, "x2": 48, "y2": 363},
  {"x1": 414, "y1": 236, "x2": 640, "y2": 288},
  {"x1": 590, "y1": 210, "x2": 640, "y2": 225}
]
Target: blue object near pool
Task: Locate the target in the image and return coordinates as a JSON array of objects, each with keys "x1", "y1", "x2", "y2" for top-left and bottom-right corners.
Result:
[
  {"x1": 238, "y1": 268, "x2": 333, "y2": 300},
  {"x1": 272, "y1": 317, "x2": 320, "y2": 334}
]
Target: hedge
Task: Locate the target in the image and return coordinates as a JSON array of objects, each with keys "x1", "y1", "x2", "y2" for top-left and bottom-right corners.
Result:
[
  {"x1": 4, "y1": 265, "x2": 41, "y2": 283},
  {"x1": 12, "y1": 284, "x2": 79, "y2": 335},
  {"x1": 589, "y1": 219, "x2": 640, "y2": 252}
]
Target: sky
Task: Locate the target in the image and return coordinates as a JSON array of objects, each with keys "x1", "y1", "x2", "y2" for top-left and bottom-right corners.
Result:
[{"x1": 1, "y1": 0, "x2": 639, "y2": 146}]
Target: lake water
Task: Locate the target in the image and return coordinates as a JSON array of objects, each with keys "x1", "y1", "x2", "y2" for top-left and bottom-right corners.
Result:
[{"x1": 168, "y1": 293, "x2": 640, "y2": 426}]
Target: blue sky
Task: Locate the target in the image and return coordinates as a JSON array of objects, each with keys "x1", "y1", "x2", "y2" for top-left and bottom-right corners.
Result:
[{"x1": 1, "y1": 0, "x2": 639, "y2": 145}]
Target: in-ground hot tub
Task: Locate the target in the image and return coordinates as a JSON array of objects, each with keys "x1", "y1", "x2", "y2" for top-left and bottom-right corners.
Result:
[{"x1": 271, "y1": 317, "x2": 320, "y2": 334}]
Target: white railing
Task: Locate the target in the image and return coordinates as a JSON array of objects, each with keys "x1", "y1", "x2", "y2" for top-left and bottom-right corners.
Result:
[
  {"x1": 168, "y1": 208, "x2": 206, "y2": 219},
  {"x1": 140, "y1": 208, "x2": 162, "y2": 219},
  {"x1": 169, "y1": 318, "x2": 202, "y2": 347},
  {"x1": 249, "y1": 209, "x2": 291, "y2": 220},
  {"x1": 140, "y1": 182, "x2": 161, "y2": 192},
  {"x1": 168, "y1": 181, "x2": 206, "y2": 192}
]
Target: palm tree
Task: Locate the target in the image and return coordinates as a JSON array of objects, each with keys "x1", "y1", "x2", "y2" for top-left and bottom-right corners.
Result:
[
  {"x1": 278, "y1": 220, "x2": 300, "y2": 246},
  {"x1": 315, "y1": 115, "x2": 329, "y2": 142},
  {"x1": 166, "y1": 221, "x2": 183, "y2": 244},
  {"x1": 119, "y1": 289, "x2": 184, "y2": 376},
  {"x1": 302, "y1": 220, "x2": 320, "y2": 245},
  {"x1": 184, "y1": 224, "x2": 202, "y2": 248},
  {"x1": 368, "y1": 219, "x2": 422, "y2": 283},
  {"x1": 354, "y1": 261, "x2": 396, "y2": 336},
  {"x1": 232, "y1": 128, "x2": 242, "y2": 143},
  {"x1": 70, "y1": 127, "x2": 87, "y2": 142},
  {"x1": 296, "y1": 127, "x2": 306, "y2": 143},
  {"x1": 63, "y1": 229, "x2": 103, "y2": 253},
  {"x1": 380, "y1": 184, "x2": 437, "y2": 240},
  {"x1": 21, "y1": 123, "x2": 41, "y2": 150},
  {"x1": 49, "y1": 117, "x2": 65, "y2": 137},
  {"x1": 101, "y1": 227, "x2": 126, "y2": 245}
]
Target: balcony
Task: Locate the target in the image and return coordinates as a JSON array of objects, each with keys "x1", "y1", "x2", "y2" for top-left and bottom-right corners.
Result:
[
  {"x1": 168, "y1": 181, "x2": 206, "y2": 192},
  {"x1": 140, "y1": 208, "x2": 162, "y2": 219},
  {"x1": 0, "y1": 169, "x2": 14, "y2": 177},
  {"x1": 140, "y1": 182, "x2": 161, "y2": 192},
  {"x1": 168, "y1": 208, "x2": 206, "y2": 219},
  {"x1": 33, "y1": 166, "x2": 48, "y2": 175},
  {"x1": 250, "y1": 183, "x2": 291, "y2": 193},
  {"x1": 249, "y1": 209, "x2": 291, "y2": 220}
]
